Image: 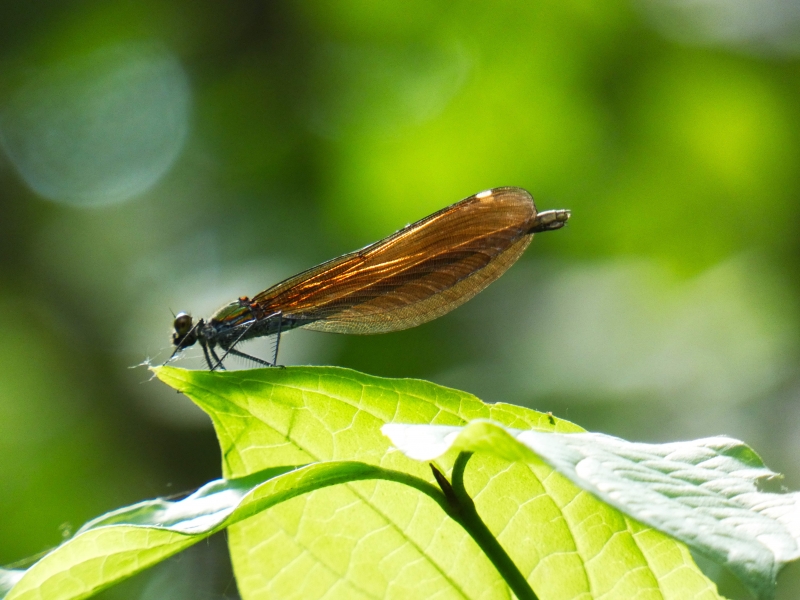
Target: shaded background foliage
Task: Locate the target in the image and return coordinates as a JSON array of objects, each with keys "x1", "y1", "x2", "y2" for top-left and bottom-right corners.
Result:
[{"x1": 1, "y1": 1, "x2": 799, "y2": 598}]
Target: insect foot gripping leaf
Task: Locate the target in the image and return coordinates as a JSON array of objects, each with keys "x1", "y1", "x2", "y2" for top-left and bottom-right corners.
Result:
[
  {"x1": 383, "y1": 420, "x2": 800, "y2": 600},
  {"x1": 154, "y1": 365, "x2": 721, "y2": 600}
]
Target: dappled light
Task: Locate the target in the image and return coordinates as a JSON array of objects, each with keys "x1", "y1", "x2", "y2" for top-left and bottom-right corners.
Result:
[
  {"x1": 0, "y1": 42, "x2": 190, "y2": 207},
  {"x1": 2, "y1": 1, "x2": 800, "y2": 598}
]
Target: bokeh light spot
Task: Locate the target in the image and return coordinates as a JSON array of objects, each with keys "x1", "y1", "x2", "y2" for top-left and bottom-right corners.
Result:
[
  {"x1": 0, "y1": 42, "x2": 191, "y2": 207},
  {"x1": 637, "y1": 0, "x2": 800, "y2": 56}
]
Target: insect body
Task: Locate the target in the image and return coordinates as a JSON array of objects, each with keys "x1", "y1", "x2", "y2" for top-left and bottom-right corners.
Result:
[{"x1": 169, "y1": 186, "x2": 570, "y2": 370}]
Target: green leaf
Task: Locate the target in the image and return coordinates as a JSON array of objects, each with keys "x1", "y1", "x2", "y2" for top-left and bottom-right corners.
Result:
[
  {"x1": 156, "y1": 365, "x2": 722, "y2": 600},
  {"x1": 0, "y1": 571, "x2": 24, "y2": 597},
  {"x1": 2, "y1": 462, "x2": 438, "y2": 600},
  {"x1": 383, "y1": 420, "x2": 800, "y2": 600}
]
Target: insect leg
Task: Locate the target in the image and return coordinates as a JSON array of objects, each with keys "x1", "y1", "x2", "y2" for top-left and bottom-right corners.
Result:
[
  {"x1": 208, "y1": 345, "x2": 227, "y2": 371},
  {"x1": 271, "y1": 311, "x2": 283, "y2": 367},
  {"x1": 164, "y1": 345, "x2": 182, "y2": 366},
  {"x1": 225, "y1": 346, "x2": 274, "y2": 368},
  {"x1": 163, "y1": 320, "x2": 202, "y2": 366},
  {"x1": 200, "y1": 341, "x2": 216, "y2": 370},
  {"x1": 211, "y1": 319, "x2": 258, "y2": 370}
]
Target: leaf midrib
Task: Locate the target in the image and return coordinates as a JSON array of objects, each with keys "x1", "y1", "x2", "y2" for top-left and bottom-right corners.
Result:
[{"x1": 190, "y1": 375, "x2": 484, "y2": 600}]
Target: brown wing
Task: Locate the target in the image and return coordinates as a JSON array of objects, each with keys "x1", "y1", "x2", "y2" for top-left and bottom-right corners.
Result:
[{"x1": 252, "y1": 186, "x2": 538, "y2": 334}]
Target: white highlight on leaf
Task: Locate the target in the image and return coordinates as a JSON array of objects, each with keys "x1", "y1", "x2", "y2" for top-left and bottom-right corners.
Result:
[{"x1": 383, "y1": 420, "x2": 800, "y2": 599}]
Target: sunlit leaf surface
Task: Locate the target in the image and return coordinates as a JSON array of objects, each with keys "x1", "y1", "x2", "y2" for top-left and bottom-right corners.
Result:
[
  {"x1": 5, "y1": 5, "x2": 800, "y2": 596},
  {"x1": 1, "y1": 462, "x2": 412, "y2": 600},
  {"x1": 157, "y1": 366, "x2": 720, "y2": 600},
  {"x1": 383, "y1": 420, "x2": 800, "y2": 599},
  {"x1": 0, "y1": 572, "x2": 23, "y2": 598}
]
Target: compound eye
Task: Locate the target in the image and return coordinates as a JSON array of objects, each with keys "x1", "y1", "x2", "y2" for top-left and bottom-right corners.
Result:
[{"x1": 173, "y1": 312, "x2": 193, "y2": 336}]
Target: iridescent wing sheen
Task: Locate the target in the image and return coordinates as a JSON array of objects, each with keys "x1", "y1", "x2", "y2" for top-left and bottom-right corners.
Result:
[{"x1": 251, "y1": 187, "x2": 539, "y2": 334}]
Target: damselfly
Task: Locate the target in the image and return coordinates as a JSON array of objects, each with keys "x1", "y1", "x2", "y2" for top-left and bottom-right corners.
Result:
[{"x1": 168, "y1": 187, "x2": 570, "y2": 370}]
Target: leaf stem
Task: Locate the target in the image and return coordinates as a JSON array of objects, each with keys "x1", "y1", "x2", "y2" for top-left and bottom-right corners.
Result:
[
  {"x1": 247, "y1": 461, "x2": 538, "y2": 598},
  {"x1": 432, "y1": 453, "x2": 539, "y2": 600},
  {"x1": 339, "y1": 460, "x2": 538, "y2": 598}
]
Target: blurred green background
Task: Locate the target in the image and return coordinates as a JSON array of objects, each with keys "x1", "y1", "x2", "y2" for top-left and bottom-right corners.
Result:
[{"x1": 2, "y1": 1, "x2": 800, "y2": 598}]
